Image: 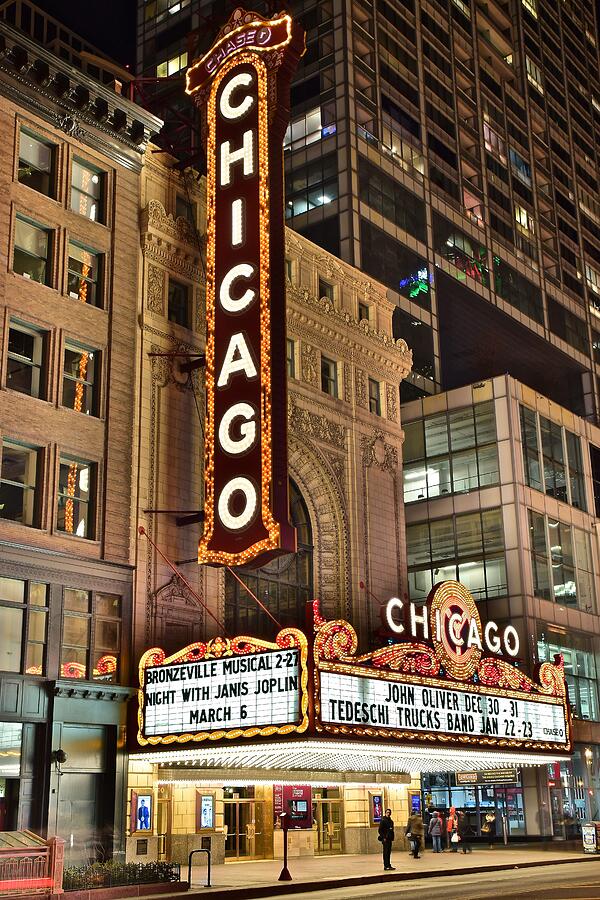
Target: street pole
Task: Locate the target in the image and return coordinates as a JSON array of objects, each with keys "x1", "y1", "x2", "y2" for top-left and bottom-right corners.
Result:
[{"x1": 278, "y1": 813, "x2": 292, "y2": 881}]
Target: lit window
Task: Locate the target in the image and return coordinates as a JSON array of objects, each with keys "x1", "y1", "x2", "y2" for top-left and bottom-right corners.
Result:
[
  {"x1": 586, "y1": 264, "x2": 600, "y2": 295},
  {"x1": 57, "y1": 456, "x2": 95, "y2": 539},
  {"x1": 67, "y1": 243, "x2": 102, "y2": 306},
  {"x1": 358, "y1": 302, "x2": 370, "y2": 322},
  {"x1": 451, "y1": 0, "x2": 471, "y2": 16},
  {"x1": 286, "y1": 338, "x2": 296, "y2": 379},
  {"x1": 18, "y1": 130, "x2": 55, "y2": 197},
  {"x1": 483, "y1": 123, "x2": 506, "y2": 160},
  {"x1": 60, "y1": 589, "x2": 121, "y2": 681},
  {"x1": 0, "y1": 441, "x2": 39, "y2": 527},
  {"x1": 156, "y1": 50, "x2": 188, "y2": 77},
  {"x1": 0, "y1": 577, "x2": 48, "y2": 675},
  {"x1": 7, "y1": 320, "x2": 46, "y2": 398},
  {"x1": 71, "y1": 159, "x2": 103, "y2": 222},
  {"x1": 515, "y1": 204, "x2": 534, "y2": 234},
  {"x1": 284, "y1": 107, "x2": 323, "y2": 151},
  {"x1": 318, "y1": 278, "x2": 334, "y2": 302},
  {"x1": 521, "y1": 0, "x2": 537, "y2": 17},
  {"x1": 168, "y1": 278, "x2": 191, "y2": 328},
  {"x1": 321, "y1": 356, "x2": 338, "y2": 397},
  {"x1": 529, "y1": 510, "x2": 595, "y2": 612},
  {"x1": 13, "y1": 216, "x2": 52, "y2": 285},
  {"x1": 368, "y1": 378, "x2": 381, "y2": 415},
  {"x1": 526, "y1": 56, "x2": 544, "y2": 93},
  {"x1": 62, "y1": 342, "x2": 99, "y2": 416}
]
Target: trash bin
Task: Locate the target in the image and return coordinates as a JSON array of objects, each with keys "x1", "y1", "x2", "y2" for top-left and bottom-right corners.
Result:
[{"x1": 581, "y1": 822, "x2": 600, "y2": 853}]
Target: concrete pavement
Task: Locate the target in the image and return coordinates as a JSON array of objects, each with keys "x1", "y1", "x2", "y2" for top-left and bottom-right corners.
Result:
[{"x1": 177, "y1": 846, "x2": 594, "y2": 898}]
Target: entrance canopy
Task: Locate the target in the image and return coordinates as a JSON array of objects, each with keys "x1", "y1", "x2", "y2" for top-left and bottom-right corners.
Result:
[{"x1": 133, "y1": 739, "x2": 570, "y2": 782}]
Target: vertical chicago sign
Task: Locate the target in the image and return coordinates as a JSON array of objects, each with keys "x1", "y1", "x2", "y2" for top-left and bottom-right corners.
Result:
[{"x1": 186, "y1": 10, "x2": 304, "y2": 567}]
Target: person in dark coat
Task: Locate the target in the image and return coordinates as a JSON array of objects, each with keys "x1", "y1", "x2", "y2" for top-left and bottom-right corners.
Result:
[
  {"x1": 378, "y1": 808, "x2": 395, "y2": 870},
  {"x1": 457, "y1": 811, "x2": 473, "y2": 853}
]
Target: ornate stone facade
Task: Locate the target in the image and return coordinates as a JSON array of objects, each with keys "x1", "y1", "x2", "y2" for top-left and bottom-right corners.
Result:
[{"x1": 135, "y1": 163, "x2": 412, "y2": 652}]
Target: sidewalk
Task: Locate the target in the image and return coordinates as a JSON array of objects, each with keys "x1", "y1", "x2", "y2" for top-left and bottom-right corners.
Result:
[{"x1": 177, "y1": 846, "x2": 593, "y2": 898}]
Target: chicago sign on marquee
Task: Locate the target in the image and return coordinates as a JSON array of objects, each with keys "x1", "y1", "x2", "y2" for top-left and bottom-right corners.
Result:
[
  {"x1": 186, "y1": 10, "x2": 304, "y2": 567},
  {"x1": 136, "y1": 581, "x2": 571, "y2": 755}
]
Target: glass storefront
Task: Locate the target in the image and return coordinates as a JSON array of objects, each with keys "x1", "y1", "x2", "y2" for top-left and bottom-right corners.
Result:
[
  {"x1": 422, "y1": 772, "x2": 525, "y2": 839},
  {"x1": 548, "y1": 745, "x2": 600, "y2": 838}
]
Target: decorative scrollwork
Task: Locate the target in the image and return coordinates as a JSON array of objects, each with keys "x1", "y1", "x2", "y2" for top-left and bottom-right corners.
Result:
[
  {"x1": 537, "y1": 655, "x2": 566, "y2": 697},
  {"x1": 370, "y1": 643, "x2": 441, "y2": 676},
  {"x1": 477, "y1": 657, "x2": 535, "y2": 693}
]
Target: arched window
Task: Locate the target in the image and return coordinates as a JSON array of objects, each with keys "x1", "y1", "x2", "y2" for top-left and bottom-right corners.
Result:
[{"x1": 224, "y1": 481, "x2": 313, "y2": 638}]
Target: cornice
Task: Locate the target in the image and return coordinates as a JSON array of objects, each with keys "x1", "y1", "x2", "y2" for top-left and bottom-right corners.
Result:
[
  {"x1": 287, "y1": 287, "x2": 412, "y2": 379},
  {"x1": 142, "y1": 236, "x2": 204, "y2": 282},
  {"x1": 141, "y1": 199, "x2": 205, "y2": 255},
  {"x1": 285, "y1": 231, "x2": 388, "y2": 302},
  {"x1": 0, "y1": 22, "x2": 162, "y2": 171}
]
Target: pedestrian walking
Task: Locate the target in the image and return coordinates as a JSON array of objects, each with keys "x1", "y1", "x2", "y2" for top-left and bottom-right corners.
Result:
[
  {"x1": 447, "y1": 805, "x2": 458, "y2": 851},
  {"x1": 406, "y1": 810, "x2": 424, "y2": 859},
  {"x1": 378, "y1": 807, "x2": 395, "y2": 870},
  {"x1": 457, "y1": 811, "x2": 473, "y2": 853},
  {"x1": 428, "y1": 810, "x2": 443, "y2": 852}
]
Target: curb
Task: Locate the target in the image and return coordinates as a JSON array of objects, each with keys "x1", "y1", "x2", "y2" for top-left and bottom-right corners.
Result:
[{"x1": 175, "y1": 855, "x2": 595, "y2": 899}]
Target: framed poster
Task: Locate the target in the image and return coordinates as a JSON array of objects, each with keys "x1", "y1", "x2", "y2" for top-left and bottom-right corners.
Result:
[
  {"x1": 131, "y1": 790, "x2": 153, "y2": 833},
  {"x1": 369, "y1": 792, "x2": 384, "y2": 826},
  {"x1": 196, "y1": 791, "x2": 215, "y2": 832},
  {"x1": 409, "y1": 790, "x2": 421, "y2": 815}
]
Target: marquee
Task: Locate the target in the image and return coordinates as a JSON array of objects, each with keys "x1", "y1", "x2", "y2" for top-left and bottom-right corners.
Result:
[
  {"x1": 136, "y1": 581, "x2": 571, "y2": 759},
  {"x1": 186, "y1": 9, "x2": 304, "y2": 567}
]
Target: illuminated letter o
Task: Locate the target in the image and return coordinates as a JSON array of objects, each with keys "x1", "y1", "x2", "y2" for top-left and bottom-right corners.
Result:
[
  {"x1": 219, "y1": 264, "x2": 256, "y2": 313},
  {"x1": 218, "y1": 403, "x2": 257, "y2": 455},
  {"x1": 217, "y1": 477, "x2": 257, "y2": 531},
  {"x1": 503, "y1": 625, "x2": 520, "y2": 657},
  {"x1": 220, "y1": 72, "x2": 254, "y2": 120}
]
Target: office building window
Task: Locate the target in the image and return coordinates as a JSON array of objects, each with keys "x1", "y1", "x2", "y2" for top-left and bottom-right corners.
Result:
[
  {"x1": 407, "y1": 508, "x2": 506, "y2": 602},
  {"x1": 60, "y1": 589, "x2": 120, "y2": 681},
  {"x1": 529, "y1": 510, "x2": 595, "y2": 611},
  {"x1": 18, "y1": 130, "x2": 55, "y2": 197},
  {"x1": 284, "y1": 106, "x2": 323, "y2": 151},
  {"x1": 0, "y1": 441, "x2": 39, "y2": 527},
  {"x1": 71, "y1": 159, "x2": 103, "y2": 222},
  {"x1": 368, "y1": 378, "x2": 381, "y2": 415},
  {"x1": 285, "y1": 153, "x2": 338, "y2": 218},
  {"x1": 0, "y1": 577, "x2": 48, "y2": 675},
  {"x1": 57, "y1": 456, "x2": 95, "y2": 539},
  {"x1": 318, "y1": 278, "x2": 334, "y2": 302},
  {"x1": 168, "y1": 278, "x2": 191, "y2": 328},
  {"x1": 321, "y1": 356, "x2": 338, "y2": 397},
  {"x1": 13, "y1": 216, "x2": 52, "y2": 285},
  {"x1": 403, "y1": 402, "x2": 499, "y2": 502},
  {"x1": 538, "y1": 632, "x2": 598, "y2": 720},
  {"x1": 62, "y1": 343, "x2": 98, "y2": 416},
  {"x1": 520, "y1": 406, "x2": 586, "y2": 510},
  {"x1": 526, "y1": 56, "x2": 544, "y2": 92},
  {"x1": 67, "y1": 243, "x2": 102, "y2": 307},
  {"x1": 7, "y1": 320, "x2": 46, "y2": 398},
  {"x1": 156, "y1": 50, "x2": 188, "y2": 77},
  {"x1": 286, "y1": 338, "x2": 296, "y2": 379}
]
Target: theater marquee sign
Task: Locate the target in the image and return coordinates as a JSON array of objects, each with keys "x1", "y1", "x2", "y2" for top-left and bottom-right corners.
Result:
[
  {"x1": 136, "y1": 582, "x2": 571, "y2": 754},
  {"x1": 186, "y1": 10, "x2": 304, "y2": 567}
]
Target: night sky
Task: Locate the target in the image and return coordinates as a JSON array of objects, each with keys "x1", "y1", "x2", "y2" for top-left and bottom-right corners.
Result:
[{"x1": 33, "y1": 0, "x2": 137, "y2": 69}]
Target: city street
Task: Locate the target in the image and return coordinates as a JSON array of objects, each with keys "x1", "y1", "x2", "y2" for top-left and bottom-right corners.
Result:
[{"x1": 235, "y1": 861, "x2": 600, "y2": 900}]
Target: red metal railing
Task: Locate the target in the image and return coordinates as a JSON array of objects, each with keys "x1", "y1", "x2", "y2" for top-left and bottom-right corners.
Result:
[{"x1": 0, "y1": 835, "x2": 64, "y2": 895}]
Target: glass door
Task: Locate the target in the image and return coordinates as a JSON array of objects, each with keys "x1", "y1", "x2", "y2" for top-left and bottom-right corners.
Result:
[
  {"x1": 224, "y1": 799, "x2": 264, "y2": 859},
  {"x1": 313, "y1": 794, "x2": 343, "y2": 854}
]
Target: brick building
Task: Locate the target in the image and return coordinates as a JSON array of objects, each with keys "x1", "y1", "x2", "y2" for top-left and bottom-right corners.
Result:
[{"x1": 0, "y1": 19, "x2": 160, "y2": 857}]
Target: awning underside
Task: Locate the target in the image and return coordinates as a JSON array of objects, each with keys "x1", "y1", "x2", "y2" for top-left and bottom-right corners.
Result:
[{"x1": 134, "y1": 739, "x2": 569, "y2": 779}]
